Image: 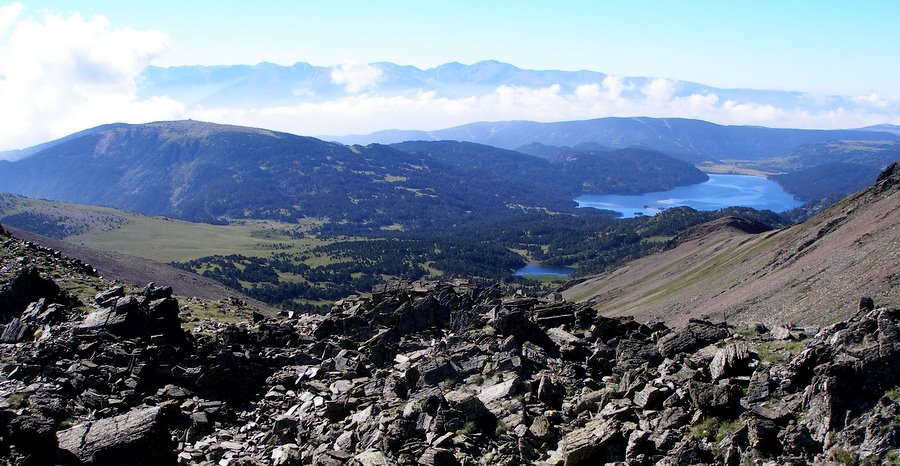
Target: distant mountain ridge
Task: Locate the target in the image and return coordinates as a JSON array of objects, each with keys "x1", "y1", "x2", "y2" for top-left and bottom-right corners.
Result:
[
  {"x1": 389, "y1": 140, "x2": 707, "y2": 195},
  {"x1": 136, "y1": 60, "x2": 892, "y2": 127},
  {"x1": 140, "y1": 60, "x2": 623, "y2": 106},
  {"x1": 0, "y1": 120, "x2": 706, "y2": 230},
  {"x1": 331, "y1": 117, "x2": 899, "y2": 162},
  {"x1": 858, "y1": 124, "x2": 900, "y2": 135},
  {"x1": 139, "y1": 60, "x2": 815, "y2": 107},
  {"x1": 770, "y1": 139, "x2": 900, "y2": 170},
  {"x1": 0, "y1": 123, "x2": 130, "y2": 162}
]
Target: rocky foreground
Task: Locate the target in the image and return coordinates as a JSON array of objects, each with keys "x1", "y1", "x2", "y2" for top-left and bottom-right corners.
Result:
[{"x1": 0, "y1": 228, "x2": 898, "y2": 465}]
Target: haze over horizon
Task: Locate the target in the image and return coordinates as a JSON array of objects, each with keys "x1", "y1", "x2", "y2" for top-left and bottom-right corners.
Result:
[{"x1": 0, "y1": 1, "x2": 898, "y2": 150}]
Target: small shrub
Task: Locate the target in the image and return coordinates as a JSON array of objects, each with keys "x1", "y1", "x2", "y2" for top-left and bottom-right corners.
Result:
[
  {"x1": 689, "y1": 417, "x2": 743, "y2": 443},
  {"x1": 440, "y1": 377, "x2": 457, "y2": 391},
  {"x1": 456, "y1": 421, "x2": 477, "y2": 436},
  {"x1": 6, "y1": 392, "x2": 28, "y2": 409},
  {"x1": 495, "y1": 420, "x2": 509, "y2": 436},
  {"x1": 885, "y1": 386, "x2": 900, "y2": 403},
  {"x1": 57, "y1": 418, "x2": 76, "y2": 429},
  {"x1": 715, "y1": 419, "x2": 744, "y2": 443},
  {"x1": 689, "y1": 417, "x2": 720, "y2": 440},
  {"x1": 827, "y1": 447, "x2": 859, "y2": 466},
  {"x1": 878, "y1": 418, "x2": 900, "y2": 436},
  {"x1": 757, "y1": 340, "x2": 805, "y2": 366},
  {"x1": 885, "y1": 450, "x2": 900, "y2": 466}
]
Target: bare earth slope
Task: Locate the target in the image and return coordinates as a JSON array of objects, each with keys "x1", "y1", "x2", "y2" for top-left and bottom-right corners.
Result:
[
  {"x1": 4, "y1": 225, "x2": 277, "y2": 314},
  {"x1": 564, "y1": 163, "x2": 900, "y2": 327}
]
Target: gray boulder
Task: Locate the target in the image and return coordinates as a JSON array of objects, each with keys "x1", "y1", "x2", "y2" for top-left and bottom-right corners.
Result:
[
  {"x1": 657, "y1": 320, "x2": 729, "y2": 358},
  {"x1": 561, "y1": 419, "x2": 626, "y2": 466},
  {"x1": 688, "y1": 381, "x2": 740, "y2": 416},
  {"x1": 57, "y1": 406, "x2": 176, "y2": 465},
  {"x1": 709, "y1": 342, "x2": 757, "y2": 380}
]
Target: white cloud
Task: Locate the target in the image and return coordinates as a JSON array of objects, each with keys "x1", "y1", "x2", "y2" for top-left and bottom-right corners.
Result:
[
  {"x1": 852, "y1": 92, "x2": 898, "y2": 109},
  {"x1": 641, "y1": 78, "x2": 677, "y2": 102},
  {"x1": 601, "y1": 75, "x2": 633, "y2": 100},
  {"x1": 574, "y1": 83, "x2": 601, "y2": 100},
  {"x1": 674, "y1": 93, "x2": 720, "y2": 115},
  {"x1": 183, "y1": 81, "x2": 899, "y2": 138},
  {"x1": 0, "y1": 2, "x2": 22, "y2": 36},
  {"x1": 0, "y1": 6, "x2": 183, "y2": 150},
  {"x1": 721, "y1": 100, "x2": 784, "y2": 123},
  {"x1": 330, "y1": 62, "x2": 382, "y2": 94}
]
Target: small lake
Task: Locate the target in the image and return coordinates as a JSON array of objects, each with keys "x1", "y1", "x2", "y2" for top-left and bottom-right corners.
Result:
[
  {"x1": 575, "y1": 174, "x2": 802, "y2": 218},
  {"x1": 514, "y1": 264, "x2": 575, "y2": 277}
]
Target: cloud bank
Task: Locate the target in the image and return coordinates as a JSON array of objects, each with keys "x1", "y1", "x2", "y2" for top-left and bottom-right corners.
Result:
[
  {"x1": 329, "y1": 62, "x2": 383, "y2": 94},
  {"x1": 191, "y1": 81, "x2": 898, "y2": 138},
  {"x1": 0, "y1": 4, "x2": 183, "y2": 150},
  {"x1": 0, "y1": 4, "x2": 897, "y2": 151}
]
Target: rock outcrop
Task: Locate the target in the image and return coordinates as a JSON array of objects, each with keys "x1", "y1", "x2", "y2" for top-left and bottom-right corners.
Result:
[{"x1": 0, "y1": 228, "x2": 898, "y2": 465}]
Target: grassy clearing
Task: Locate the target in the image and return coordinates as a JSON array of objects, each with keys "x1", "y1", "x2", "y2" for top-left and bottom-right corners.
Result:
[
  {"x1": 526, "y1": 274, "x2": 571, "y2": 286},
  {"x1": 423, "y1": 261, "x2": 444, "y2": 277},
  {"x1": 695, "y1": 162, "x2": 779, "y2": 177},
  {"x1": 179, "y1": 298, "x2": 256, "y2": 329},
  {"x1": 640, "y1": 235, "x2": 673, "y2": 244},
  {"x1": 0, "y1": 194, "x2": 344, "y2": 264},
  {"x1": 509, "y1": 248, "x2": 533, "y2": 261},
  {"x1": 276, "y1": 272, "x2": 308, "y2": 284},
  {"x1": 68, "y1": 216, "x2": 331, "y2": 263},
  {"x1": 757, "y1": 339, "x2": 805, "y2": 366}
]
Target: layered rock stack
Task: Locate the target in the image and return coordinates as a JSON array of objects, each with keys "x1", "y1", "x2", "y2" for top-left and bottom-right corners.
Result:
[{"x1": 0, "y1": 233, "x2": 898, "y2": 465}]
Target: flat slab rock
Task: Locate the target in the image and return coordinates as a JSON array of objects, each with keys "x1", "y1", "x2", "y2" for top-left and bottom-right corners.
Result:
[
  {"x1": 562, "y1": 419, "x2": 626, "y2": 466},
  {"x1": 657, "y1": 320, "x2": 729, "y2": 357},
  {"x1": 57, "y1": 406, "x2": 176, "y2": 466},
  {"x1": 75, "y1": 307, "x2": 129, "y2": 333},
  {"x1": 477, "y1": 376, "x2": 520, "y2": 405}
]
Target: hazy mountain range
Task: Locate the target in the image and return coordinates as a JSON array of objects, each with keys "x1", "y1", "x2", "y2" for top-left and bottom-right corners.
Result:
[
  {"x1": 330, "y1": 117, "x2": 900, "y2": 162},
  {"x1": 4, "y1": 59, "x2": 898, "y2": 154},
  {"x1": 131, "y1": 60, "x2": 900, "y2": 145},
  {"x1": 137, "y1": 60, "x2": 887, "y2": 115},
  {"x1": 1, "y1": 117, "x2": 897, "y2": 231}
]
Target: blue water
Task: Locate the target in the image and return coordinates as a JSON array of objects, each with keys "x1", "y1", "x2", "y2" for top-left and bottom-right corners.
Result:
[
  {"x1": 514, "y1": 264, "x2": 575, "y2": 276},
  {"x1": 575, "y1": 174, "x2": 802, "y2": 218}
]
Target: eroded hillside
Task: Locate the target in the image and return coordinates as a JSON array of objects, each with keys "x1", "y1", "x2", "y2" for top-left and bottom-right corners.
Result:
[{"x1": 564, "y1": 163, "x2": 900, "y2": 327}]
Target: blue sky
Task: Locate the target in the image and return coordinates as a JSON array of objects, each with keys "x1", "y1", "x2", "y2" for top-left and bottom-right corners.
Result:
[
  {"x1": 0, "y1": 1, "x2": 898, "y2": 149},
  {"x1": 16, "y1": 0, "x2": 900, "y2": 95}
]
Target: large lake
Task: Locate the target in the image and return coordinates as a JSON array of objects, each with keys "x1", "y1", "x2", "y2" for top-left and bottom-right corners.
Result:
[
  {"x1": 514, "y1": 264, "x2": 575, "y2": 277},
  {"x1": 575, "y1": 174, "x2": 802, "y2": 218}
]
